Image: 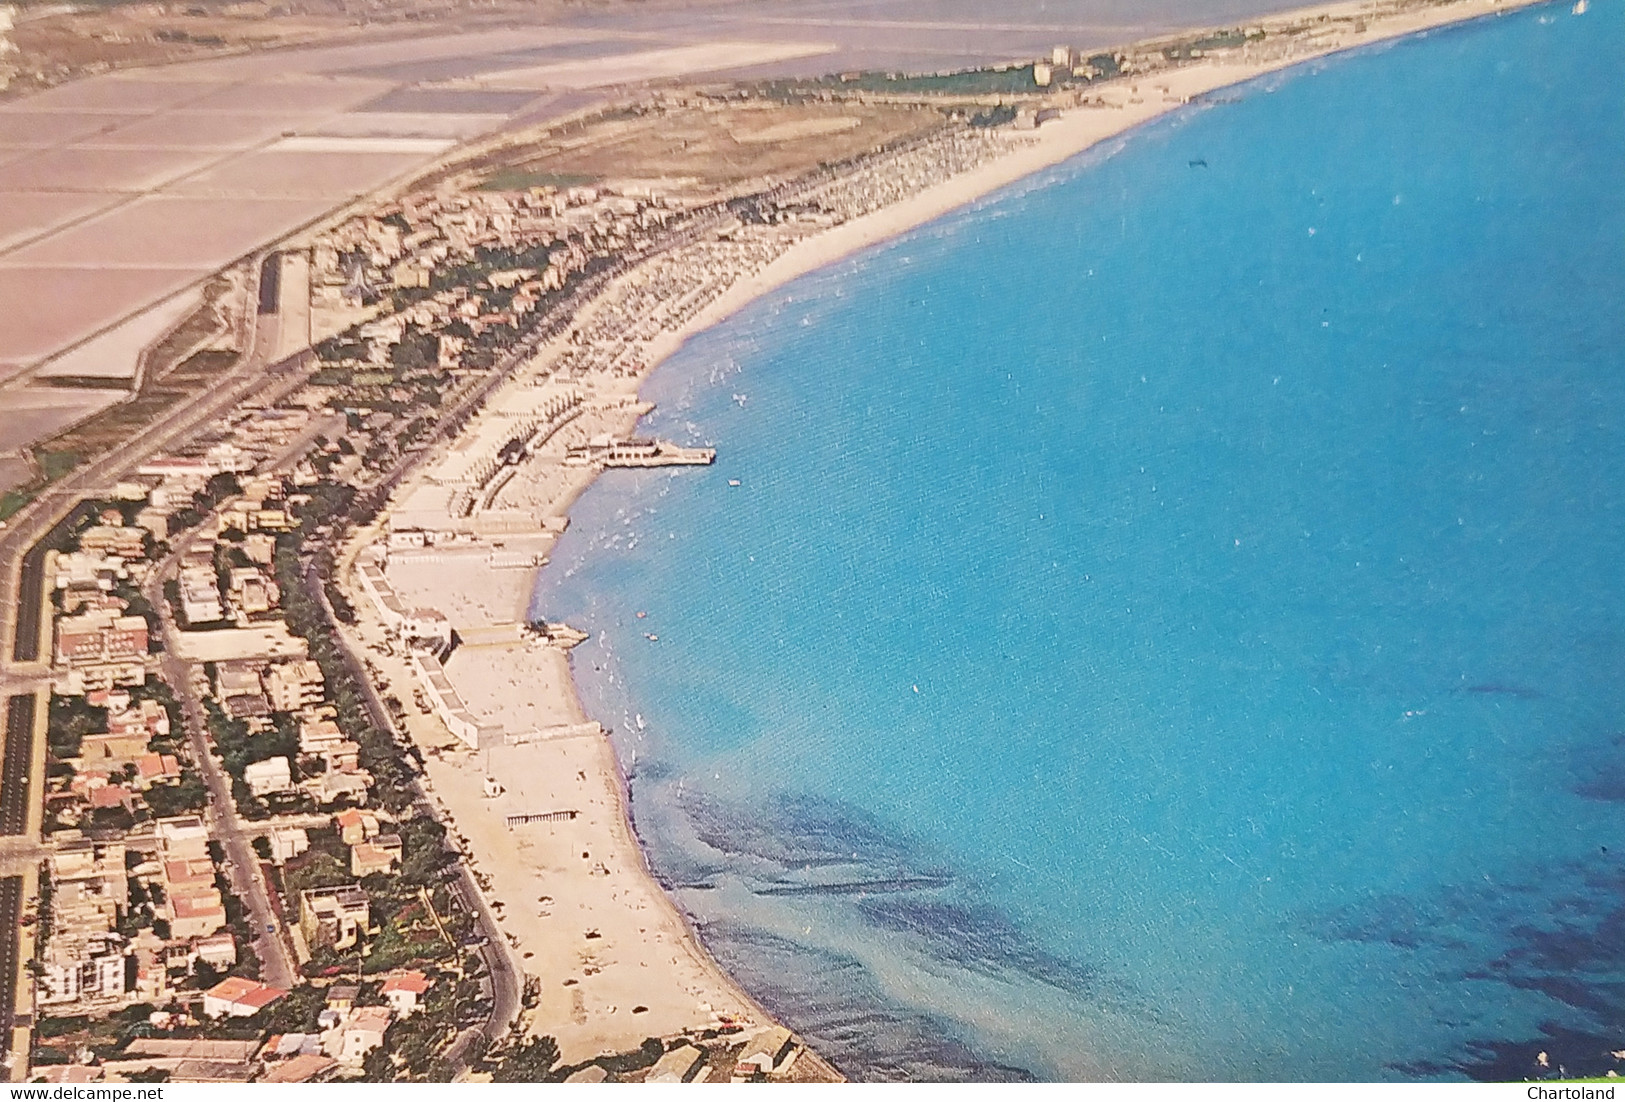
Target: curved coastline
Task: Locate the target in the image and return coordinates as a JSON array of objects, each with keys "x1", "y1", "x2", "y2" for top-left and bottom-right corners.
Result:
[
  {"x1": 360, "y1": 0, "x2": 1553, "y2": 1079},
  {"x1": 538, "y1": 0, "x2": 1553, "y2": 1060}
]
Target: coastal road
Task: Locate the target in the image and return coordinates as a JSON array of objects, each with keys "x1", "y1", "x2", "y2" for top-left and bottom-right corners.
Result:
[
  {"x1": 0, "y1": 877, "x2": 21, "y2": 1073},
  {"x1": 0, "y1": 696, "x2": 37, "y2": 838},
  {"x1": 300, "y1": 558, "x2": 522, "y2": 1060},
  {"x1": 144, "y1": 535, "x2": 299, "y2": 992},
  {"x1": 0, "y1": 250, "x2": 296, "y2": 666}
]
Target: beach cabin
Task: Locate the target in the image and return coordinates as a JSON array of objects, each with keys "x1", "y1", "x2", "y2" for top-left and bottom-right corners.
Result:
[
  {"x1": 735, "y1": 1027, "x2": 795, "y2": 1079},
  {"x1": 645, "y1": 1044, "x2": 705, "y2": 1083}
]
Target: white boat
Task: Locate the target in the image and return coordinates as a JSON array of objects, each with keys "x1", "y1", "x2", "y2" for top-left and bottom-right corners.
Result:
[
  {"x1": 1573, "y1": 1, "x2": 1588, "y2": 13},
  {"x1": 728, "y1": 479, "x2": 741, "y2": 487}
]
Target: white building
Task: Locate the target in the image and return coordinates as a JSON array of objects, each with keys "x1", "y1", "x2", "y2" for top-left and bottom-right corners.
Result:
[
  {"x1": 244, "y1": 756, "x2": 293, "y2": 797},
  {"x1": 38, "y1": 933, "x2": 130, "y2": 1007}
]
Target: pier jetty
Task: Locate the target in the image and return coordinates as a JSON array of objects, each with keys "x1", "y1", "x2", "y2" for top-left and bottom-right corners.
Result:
[{"x1": 564, "y1": 436, "x2": 716, "y2": 468}]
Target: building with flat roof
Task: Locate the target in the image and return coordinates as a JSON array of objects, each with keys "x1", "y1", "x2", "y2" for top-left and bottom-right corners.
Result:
[
  {"x1": 38, "y1": 932, "x2": 132, "y2": 1009},
  {"x1": 264, "y1": 660, "x2": 325, "y2": 712},
  {"x1": 299, "y1": 885, "x2": 372, "y2": 951},
  {"x1": 244, "y1": 756, "x2": 294, "y2": 797},
  {"x1": 647, "y1": 1044, "x2": 705, "y2": 1084},
  {"x1": 53, "y1": 609, "x2": 148, "y2": 694}
]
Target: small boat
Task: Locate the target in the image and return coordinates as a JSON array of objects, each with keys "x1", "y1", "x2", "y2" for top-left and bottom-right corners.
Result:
[
  {"x1": 644, "y1": 632, "x2": 658, "y2": 641},
  {"x1": 1573, "y1": 0, "x2": 1587, "y2": 12},
  {"x1": 728, "y1": 479, "x2": 741, "y2": 487}
]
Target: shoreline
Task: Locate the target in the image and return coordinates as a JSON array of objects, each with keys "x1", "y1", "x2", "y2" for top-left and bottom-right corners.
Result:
[
  {"x1": 641, "y1": 0, "x2": 1548, "y2": 357},
  {"x1": 346, "y1": 0, "x2": 1551, "y2": 1078}
]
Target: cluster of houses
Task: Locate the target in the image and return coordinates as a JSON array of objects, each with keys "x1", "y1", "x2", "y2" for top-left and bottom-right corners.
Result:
[
  {"x1": 307, "y1": 184, "x2": 683, "y2": 375},
  {"x1": 37, "y1": 818, "x2": 238, "y2": 1013},
  {"x1": 314, "y1": 184, "x2": 673, "y2": 300},
  {"x1": 171, "y1": 474, "x2": 294, "y2": 629},
  {"x1": 47, "y1": 512, "x2": 153, "y2": 698},
  {"x1": 255, "y1": 969, "x2": 431, "y2": 1082},
  {"x1": 30, "y1": 968, "x2": 434, "y2": 1084},
  {"x1": 36, "y1": 802, "x2": 422, "y2": 1045},
  {"x1": 34, "y1": 405, "x2": 414, "y2": 1037},
  {"x1": 208, "y1": 655, "x2": 373, "y2": 812},
  {"x1": 44, "y1": 507, "x2": 180, "y2": 832}
]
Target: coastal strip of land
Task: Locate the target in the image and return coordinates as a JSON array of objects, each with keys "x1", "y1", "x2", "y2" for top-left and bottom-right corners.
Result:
[
  {"x1": 331, "y1": 0, "x2": 1548, "y2": 1079},
  {"x1": 0, "y1": 0, "x2": 1554, "y2": 1083}
]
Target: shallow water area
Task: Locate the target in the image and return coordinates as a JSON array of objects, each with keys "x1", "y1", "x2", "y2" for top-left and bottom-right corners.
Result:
[{"x1": 534, "y1": 0, "x2": 1625, "y2": 1081}]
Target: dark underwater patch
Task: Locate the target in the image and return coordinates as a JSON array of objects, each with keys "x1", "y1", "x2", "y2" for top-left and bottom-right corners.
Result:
[
  {"x1": 756, "y1": 876, "x2": 954, "y2": 896},
  {"x1": 693, "y1": 919, "x2": 1037, "y2": 1082},
  {"x1": 1568, "y1": 733, "x2": 1625, "y2": 803},
  {"x1": 1305, "y1": 857, "x2": 1625, "y2": 1079},
  {"x1": 678, "y1": 788, "x2": 931, "y2": 874},
  {"x1": 1402, "y1": 1023, "x2": 1625, "y2": 1082},
  {"x1": 854, "y1": 895, "x2": 1138, "y2": 1010},
  {"x1": 665, "y1": 787, "x2": 1150, "y2": 1077}
]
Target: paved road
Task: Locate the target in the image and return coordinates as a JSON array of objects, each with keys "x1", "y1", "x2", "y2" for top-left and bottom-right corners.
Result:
[
  {"x1": 0, "y1": 252, "x2": 294, "y2": 669},
  {"x1": 301, "y1": 559, "x2": 522, "y2": 1063},
  {"x1": 0, "y1": 697, "x2": 36, "y2": 838},
  {"x1": 0, "y1": 877, "x2": 20, "y2": 1066},
  {"x1": 0, "y1": 202, "x2": 757, "y2": 1061},
  {"x1": 144, "y1": 537, "x2": 299, "y2": 991}
]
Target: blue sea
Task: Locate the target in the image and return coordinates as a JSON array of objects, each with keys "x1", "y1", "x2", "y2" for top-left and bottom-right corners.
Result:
[{"x1": 532, "y1": 1, "x2": 1625, "y2": 1081}]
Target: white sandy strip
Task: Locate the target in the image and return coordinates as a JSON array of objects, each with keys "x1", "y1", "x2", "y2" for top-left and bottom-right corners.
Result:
[
  {"x1": 306, "y1": 112, "x2": 510, "y2": 142},
  {"x1": 644, "y1": 0, "x2": 1547, "y2": 370},
  {"x1": 445, "y1": 40, "x2": 838, "y2": 92}
]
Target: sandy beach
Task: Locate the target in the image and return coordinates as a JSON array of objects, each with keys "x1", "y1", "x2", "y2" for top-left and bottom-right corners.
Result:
[
  {"x1": 669, "y1": 0, "x2": 1546, "y2": 354},
  {"x1": 337, "y1": 0, "x2": 1549, "y2": 1075}
]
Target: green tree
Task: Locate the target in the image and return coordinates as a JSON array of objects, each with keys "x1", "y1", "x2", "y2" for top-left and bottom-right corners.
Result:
[
  {"x1": 491, "y1": 1036, "x2": 561, "y2": 1083},
  {"x1": 389, "y1": 327, "x2": 439, "y2": 375}
]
